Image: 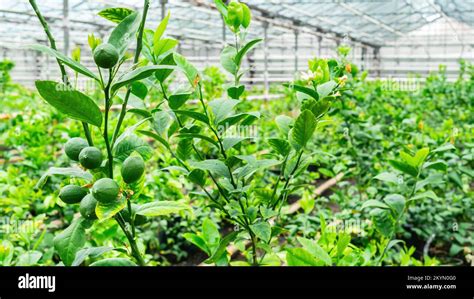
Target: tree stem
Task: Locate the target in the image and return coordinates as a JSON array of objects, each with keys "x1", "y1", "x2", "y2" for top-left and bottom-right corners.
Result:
[
  {"x1": 112, "y1": 0, "x2": 150, "y2": 145},
  {"x1": 29, "y1": 0, "x2": 93, "y2": 146}
]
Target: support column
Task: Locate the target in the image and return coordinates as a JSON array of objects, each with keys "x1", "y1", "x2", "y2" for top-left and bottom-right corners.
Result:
[
  {"x1": 317, "y1": 36, "x2": 322, "y2": 57},
  {"x1": 222, "y1": 18, "x2": 226, "y2": 44},
  {"x1": 262, "y1": 21, "x2": 269, "y2": 99},
  {"x1": 294, "y1": 30, "x2": 299, "y2": 73},
  {"x1": 373, "y1": 47, "x2": 381, "y2": 77},
  {"x1": 63, "y1": 0, "x2": 69, "y2": 55},
  {"x1": 361, "y1": 46, "x2": 367, "y2": 71},
  {"x1": 160, "y1": 0, "x2": 167, "y2": 19}
]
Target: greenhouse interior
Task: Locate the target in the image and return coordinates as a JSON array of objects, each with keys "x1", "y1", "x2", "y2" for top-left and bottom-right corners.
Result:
[{"x1": 0, "y1": 0, "x2": 473, "y2": 271}]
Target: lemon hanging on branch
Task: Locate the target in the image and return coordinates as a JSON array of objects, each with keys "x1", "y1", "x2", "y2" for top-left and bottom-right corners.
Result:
[{"x1": 93, "y1": 43, "x2": 119, "y2": 69}]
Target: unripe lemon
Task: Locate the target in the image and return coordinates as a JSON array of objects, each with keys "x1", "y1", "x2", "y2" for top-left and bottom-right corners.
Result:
[
  {"x1": 79, "y1": 194, "x2": 98, "y2": 220},
  {"x1": 79, "y1": 147, "x2": 102, "y2": 169},
  {"x1": 64, "y1": 137, "x2": 88, "y2": 161},
  {"x1": 93, "y1": 43, "x2": 119, "y2": 69},
  {"x1": 121, "y1": 156, "x2": 145, "y2": 184},
  {"x1": 59, "y1": 185, "x2": 88, "y2": 204},
  {"x1": 91, "y1": 178, "x2": 119, "y2": 203}
]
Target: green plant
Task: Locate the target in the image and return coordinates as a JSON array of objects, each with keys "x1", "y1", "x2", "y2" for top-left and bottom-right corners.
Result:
[
  {"x1": 365, "y1": 144, "x2": 456, "y2": 264},
  {"x1": 0, "y1": 59, "x2": 14, "y2": 93},
  {"x1": 133, "y1": 0, "x2": 351, "y2": 266},
  {"x1": 29, "y1": 1, "x2": 190, "y2": 266},
  {"x1": 285, "y1": 214, "x2": 369, "y2": 266}
]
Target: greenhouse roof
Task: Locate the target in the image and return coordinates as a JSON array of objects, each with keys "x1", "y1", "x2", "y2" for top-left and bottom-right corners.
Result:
[{"x1": 1, "y1": 0, "x2": 473, "y2": 51}]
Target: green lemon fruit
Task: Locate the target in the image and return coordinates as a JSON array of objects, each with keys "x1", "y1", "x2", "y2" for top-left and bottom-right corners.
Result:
[
  {"x1": 241, "y1": 3, "x2": 251, "y2": 28},
  {"x1": 93, "y1": 43, "x2": 119, "y2": 69},
  {"x1": 121, "y1": 156, "x2": 145, "y2": 184},
  {"x1": 78, "y1": 147, "x2": 102, "y2": 169},
  {"x1": 59, "y1": 185, "x2": 88, "y2": 204},
  {"x1": 79, "y1": 194, "x2": 98, "y2": 220},
  {"x1": 227, "y1": 1, "x2": 244, "y2": 30},
  {"x1": 91, "y1": 178, "x2": 120, "y2": 203},
  {"x1": 64, "y1": 137, "x2": 88, "y2": 161}
]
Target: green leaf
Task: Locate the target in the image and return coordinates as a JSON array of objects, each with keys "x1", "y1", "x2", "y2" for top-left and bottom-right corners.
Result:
[
  {"x1": 153, "y1": 12, "x2": 170, "y2": 44},
  {"x1": 114, "y1": 117, "x2": 151, "y2": 146},
  {"x1": 189, "y1": 160, "x2": 231, "y2": 178},
  {"x1": 286, "y1": 248, "x2": 319, "y2": 266},
  {"x1": 313, "y1": 98, "x2": 331, "y2": 118},
  {"x1": 227, "y1": 85, "x2": 245, "y2": 99},
  {"x1": 174, "y1": 110, "x2": 209, "y2": 125},
  {"x1": 168, "y1": 92, "x2": 192, "y2": 110},
  {"x1": 0, "y1": 240, "x2": 14, "y2": 266},
  {"x1": 154, "y1": 38, "x2": 178, "y2": 57},
  {"x1": 336, "y1": 234, "x2": 351, "y2": 257},
  {"x1": 448, "y1": 172, "x2": 463, "y2": 189},
  {"x1": 317, "y1": 81, "x2": 337, "y2": 98},
  {"x1": 112, "y1": 65, "x2": 176, "y2": 94},
  {"x1": 414, "y1": 147, "x2": 430, "y2": 166},
  {"x1": 222, "y1": 137, "x2": 248, "y2": 151},
  {"x1": 96, "y1": 196, "x2": 127, "y2": 221},
  {"x1": 410, "y1": 191, "x2": 439, "y2": 201},
  {"x1": 113, "y1": 133, "x2": 153, "y2": 162},
  {"x1": 130, "y1": 81, "x2": 148, "y2": 100},
  {"x1": 234, "y1": 157, "x2": 280, "y2": 180},
  {"x1": 98, "y1": 7, "x2": 134, "y2": 23},
  {"x1": 386, "y1": 239, "x2": 405, "y2": 253},
  {"x1": 383, "y1": 194, "x2": 405, "y2": 217},
  {"x1": 54, "y1": 217, "x2": 92, "y2": 266},
  {"x1": 296, "y1": 237, "x2": 332, "y2": 265},
  {"x1": 183, "y1": 233, "x2": 209, "y2": 255},
  {"x1": 371, "y1": 209, "x2": 394, "y2": 237},
  {"x1": 209, "y1": 99, "x2": 240, "y2": 123},
  {"x1": 389, "y1": 159, "x2": 418, "y2": 177},
  {"x1": 108, "y1": 11, "x2": 140, "y2": 56},
  {"x1": 202, "y1": 218, "x2": 220, "y2": 248},
  {"x1": 275, "y1": 115, "x2": 294, "y2": 137},
  {"x1": 416, "y1": 173, "x2": 444, "y2": 191},
  {"x1": 173, "y1": 53, "x2": 200, "y2": 87},
  {"x1": 35, "y1": 81, "x2": 102, "y2": 127},
  {"x1": 234, "y1": 39, "x2": 262, "y2": 67},
  {"x1": 423, "y1": 160, "x2": 447, "y2": 171},
  {"x1": 135, "y1": 201, "x2": 190, "y2": 217},
  {"x1": 284, "y1": 83, "x2": 319, "y2": 100},
  {"x1": 289, "y1": 110, "x2": 317, "y2": 150},
  {"x1": 220, "y1": 46, "x2": 238, "y2": 75},
  {"x1": 361, "y1": 200, "x2": 390, "y2": 210},
  {"x1": 449, "y1": 244, "x2": 463, "y2": 256},
  {"x1": 90, "y1": 258, "x2": 137, "y2": 266},
  {"x1": 72, "y1": 246, "x2": 113, "y2": 266},
  {"x1": 30, "y1": 44, "x2": 99, "y2": 81},
  {"x1": 176, "y1": 138, "x2": 193, "y2": 161},
  {"x1": 187, "y1": 169, "x2": 207, "y2": 187},
  {"x1": 152, "y1": 110, "x2": 171, "y2": 136},
  {"x1": 250, "y1": 222, "x2": 271, "y2": 243},
  {"x1": 268, "y1": 138, "x2": 291, "y2": 156},
  {"x1": 218, "y1": 112, "x2": 260, "y2": 128},
  {"x1": 16, "y1": 251, "x2": 42, "y2": 266},
  {"x1": 177, "y1": 133, "x2": 219, "y2": 149},
  {"x1": 138, "y1": 130, "x2": 170, "y2": 150},
  {"x1": 155, "y1": 53, "x2": 176, "y2": 82},
  {"x1": 432, "y1": 143, "x2": 455, "y2": 154},
  {"x1": 374, "y1": 172, "x2": 401, "y2": 185},
  {"x1": 214, "y1": 0, "x2": 228, "y2": 18},
  {"x1": 207, "y1": 231, "x2": 238, "y2": 264},
  {"x1": 128, "y1": 108, "x2": 151, "y2": 119},
  {"x1": 36, "y1": 167, "x2": 93, "y2": 189}
]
